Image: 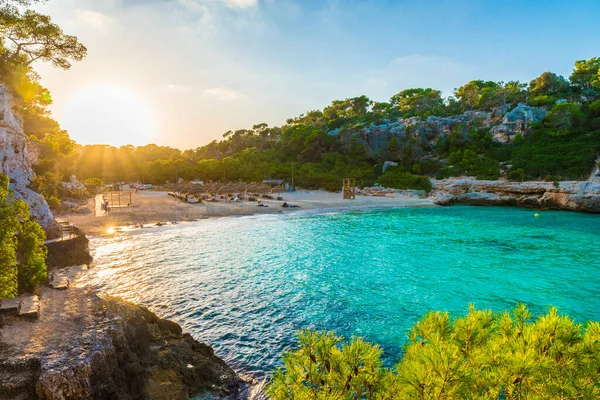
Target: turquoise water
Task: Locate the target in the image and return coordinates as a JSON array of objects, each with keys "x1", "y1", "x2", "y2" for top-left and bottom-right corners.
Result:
[{"x1": 84, "y1": 206, "x2": 600, "y2": 377}]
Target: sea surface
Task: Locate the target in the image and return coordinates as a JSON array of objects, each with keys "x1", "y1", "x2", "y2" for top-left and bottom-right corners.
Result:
[{"x1": 82, "y1": 206, "x2": 600, "y2": 377}]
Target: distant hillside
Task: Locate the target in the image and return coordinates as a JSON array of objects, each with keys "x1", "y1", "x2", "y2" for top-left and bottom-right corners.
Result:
[{"x1": 69, "y1": 57, "x2": 600, "y2": 191}]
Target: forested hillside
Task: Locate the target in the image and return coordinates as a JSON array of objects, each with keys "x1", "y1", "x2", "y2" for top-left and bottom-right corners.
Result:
[
  {"x1": 70, "y1": 58, "x2": 600, "y2": 192},
  {"x1": 2, "y1": 2, "x2": 598, "y2": 197}
]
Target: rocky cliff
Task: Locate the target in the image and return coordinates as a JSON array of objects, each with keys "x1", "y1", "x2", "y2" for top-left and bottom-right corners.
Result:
[
  {"x1": 330, "y1": 103, "x2": 548, "y2": 155},
  {"x1": 0, "y1": 84, "x2": 56, "y2": 231},
  {"x1": 430, "y1": 179, "x2": 600, "y2": 213}
]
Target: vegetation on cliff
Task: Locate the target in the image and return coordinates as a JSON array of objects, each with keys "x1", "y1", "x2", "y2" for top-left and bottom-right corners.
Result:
[
  {"x1": 0, "y1": 0, "x2": 86, "y2": 203},
  {"x1": 268, "y1": 305, "x2": 600, "y2": 399},
  {"x1": 0, "y1": 173, "x2": 47, "y2": 298}
]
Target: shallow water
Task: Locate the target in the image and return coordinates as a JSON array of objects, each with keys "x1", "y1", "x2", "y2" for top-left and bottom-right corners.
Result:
[{"x1": 83, "y1": 206, "x2": 600, "y2": 377}]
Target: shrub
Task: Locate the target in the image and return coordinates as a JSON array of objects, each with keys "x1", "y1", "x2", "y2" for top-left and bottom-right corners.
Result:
[
  {"x1": 269, "y1": 305, "x2": 600, "y2": 399},
  {"x1": 46, "y1": 195, "x2": 61, "y2": 212},
  {"x1": 378, "y1": 170, "x2": 432, "y2": 192},
  {"x1": 0, "y1": 174, "x2": 47, "y2": 298},
  {"x1": 508, "y1": 168, "x2": 526, "y2": 182}
]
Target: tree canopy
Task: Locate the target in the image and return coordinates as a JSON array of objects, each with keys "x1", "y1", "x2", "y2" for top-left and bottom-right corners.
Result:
[
  {"x1": 0, "y1": 173, "x2": 47, "y2": 298},
  {"x1": 268, "y1": 305, "x2": 600, "y2": 399}
]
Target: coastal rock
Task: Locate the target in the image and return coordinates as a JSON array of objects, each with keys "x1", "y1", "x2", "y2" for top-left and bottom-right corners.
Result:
[
  {"x1": 430, "y1": 179, "x2": 600, "y2": 213},
  {"x1": 31, "y1": 295, "x2": 239, "y2": 400},
  {"x1": 45, "y1": 228, "x2": 93, "y2": 269},
  {"x1": 0, "y1": 84, "x2": 57, "y2": 232},
  {"x1": 456, "y1": 192, "x2": 517, "y2": 206},
  {"x1": 431, "y1": 192, "x2": 457, "y2": 206}
]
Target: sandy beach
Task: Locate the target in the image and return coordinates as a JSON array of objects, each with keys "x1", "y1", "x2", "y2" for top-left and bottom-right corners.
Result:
[{"x1": 63, "y1": 190, "x2": 435, "y2": 236}]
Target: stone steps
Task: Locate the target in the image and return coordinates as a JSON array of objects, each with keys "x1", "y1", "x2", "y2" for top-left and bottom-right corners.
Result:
[
  {"x1": 0, "y1": 295, "x2": 39, "y2": 319},
  {"x1": 0, "y1": 358, "x2": 40, "y2": 400}
]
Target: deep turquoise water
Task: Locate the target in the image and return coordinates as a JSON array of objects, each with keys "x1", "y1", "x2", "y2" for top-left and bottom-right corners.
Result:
[{"x1": 84, "y1": 206, "x2": 600, "y2": 377}]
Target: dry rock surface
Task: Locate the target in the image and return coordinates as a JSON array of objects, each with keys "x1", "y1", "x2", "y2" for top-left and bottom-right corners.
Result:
[
  {"x1": 430, "y1": 179, "x2": 600, "y2": 213},
  {"x1": 0, "y1": 265, "x2": 255, "y2": 400}
]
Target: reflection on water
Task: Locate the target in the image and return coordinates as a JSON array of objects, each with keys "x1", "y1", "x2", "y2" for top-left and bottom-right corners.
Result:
[{"x1": 80, "y1": 207, "x2": 600, "y2": 377}]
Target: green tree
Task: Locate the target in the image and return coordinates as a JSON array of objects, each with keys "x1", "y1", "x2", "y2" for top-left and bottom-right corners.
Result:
[
  {"x1": 529, "y1": 72, "x2": 570, "y2": 96},
  {"x1": 269, "y1": 305, "x2": 600, "y2": 399},
  {"x1": 570, "y1": 57, "x2": 600, "y2": 97},
  {"x1": 0, "y1": 173, "x2": 47, "y2": 297},
  {"x1": 15, "y1": 200, "x2": 47, "y2": 292},
  {"x1": 390, "y1": 88, "x2": 443, "y2": 118},
  {"x1": 0, "y1": 173, "x2": 19, "y2": 298}
]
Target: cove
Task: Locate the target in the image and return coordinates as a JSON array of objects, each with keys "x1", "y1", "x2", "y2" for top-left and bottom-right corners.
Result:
[{"x1": 83, "y1": 206, "x2": 600, "y2": 377}]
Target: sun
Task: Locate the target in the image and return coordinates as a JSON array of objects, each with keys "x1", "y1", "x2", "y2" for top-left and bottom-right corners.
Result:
[{"x1": 61, "y1": 85, "x2": 158, "y2": 146}]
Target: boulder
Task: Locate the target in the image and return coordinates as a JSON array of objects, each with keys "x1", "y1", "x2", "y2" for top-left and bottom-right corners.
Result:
[{"x1": 18, "y1": 295, "x2": 40, "y2": 319}]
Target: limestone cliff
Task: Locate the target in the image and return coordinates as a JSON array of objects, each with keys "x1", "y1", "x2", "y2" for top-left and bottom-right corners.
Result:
[
  {"x1": 0, "y1": 84, "x2": 56, "y2": 231},
  {"x1": 330, "y1": 103, "x2": 548, "y2": 155},
  {"x1": 430, "y1": 179, "x2": 600, "y2": 213}
]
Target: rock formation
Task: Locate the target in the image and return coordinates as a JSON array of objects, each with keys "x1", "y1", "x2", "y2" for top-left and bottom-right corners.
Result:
[
  {"x1": 0, "y1": 291, "x2": 250, "y2": 400},
  {"x1": 0, "y1": 84, "x2": 56, "y2": 231},
  {"x1": 430, "y1": 179, "x2": 600, "y2": 213},
  {"x1": 331, "y1": 103, "x2": 548, "y2": 155}
]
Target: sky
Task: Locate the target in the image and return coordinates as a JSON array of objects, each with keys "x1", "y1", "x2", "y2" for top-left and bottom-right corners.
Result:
[{"x1": 33, "y1": 0, "x2": 600, "y2": 150}]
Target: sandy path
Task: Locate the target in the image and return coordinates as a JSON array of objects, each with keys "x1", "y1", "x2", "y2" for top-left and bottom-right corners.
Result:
[{"x1": 62, "y1": 190, "x2": 435, "y2": 236}]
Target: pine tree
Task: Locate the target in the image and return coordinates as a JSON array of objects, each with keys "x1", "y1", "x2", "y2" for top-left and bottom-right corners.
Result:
[{"x1": 268, "y1": 305, "x2": 600, "y2": 399}]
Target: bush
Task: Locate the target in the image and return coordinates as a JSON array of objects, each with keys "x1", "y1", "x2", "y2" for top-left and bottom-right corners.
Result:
[
  {"x1": 508, "y1": 168, "x2": 525, "y2": 182},
  {"x1": 46, "y1": 195, "x2": 61, "y2": 212},
  {"x1": 378, "y1": 170, "x2": 432, "y2": 192},
  {"x1": 269, "y1": 305, "x2": 600, "y2": 399},
  {"x1": 0, "y1": 174, "x2": 47, "y2": 298}
]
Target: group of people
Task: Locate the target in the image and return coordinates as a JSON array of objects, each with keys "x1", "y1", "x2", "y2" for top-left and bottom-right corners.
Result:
[{"x1": 256, "y1": 200, "x2": 299, "y2": 208}]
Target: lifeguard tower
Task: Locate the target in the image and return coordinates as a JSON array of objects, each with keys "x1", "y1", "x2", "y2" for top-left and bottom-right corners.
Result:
[{"x1": 342, "y1": 178, "x2": 356, "y2": 199}]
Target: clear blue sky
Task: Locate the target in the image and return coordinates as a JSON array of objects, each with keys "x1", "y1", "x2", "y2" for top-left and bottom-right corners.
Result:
[{"x1": 35, "y1": 0, "x2": 600, "y2": 148}]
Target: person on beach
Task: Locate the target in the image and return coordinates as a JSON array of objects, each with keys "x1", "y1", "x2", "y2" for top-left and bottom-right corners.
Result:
[{"x1": 104, "y1": 201, "x2": 110, "y2": 215}]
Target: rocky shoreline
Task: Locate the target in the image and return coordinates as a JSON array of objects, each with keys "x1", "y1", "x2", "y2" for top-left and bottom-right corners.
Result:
[
  {"x1": 429, "y1": 179, "x2": 600, "y2": 213},
  {"x1": 0, "y1": 267, "x2": 265, "y2": 400}
]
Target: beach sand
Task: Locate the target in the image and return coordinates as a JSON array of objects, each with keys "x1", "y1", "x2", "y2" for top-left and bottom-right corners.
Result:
[{"x1": 63, "y1": 190, "x2": 435, "y2": 236}]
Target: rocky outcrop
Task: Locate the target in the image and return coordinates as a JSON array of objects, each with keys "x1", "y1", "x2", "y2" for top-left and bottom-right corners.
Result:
[
  {"x1": 0, "y1": 84, "x2": 56, "y2": 231},
  {"x1": 35, "y1": 296, "x2": 240, "y2": 400},
  {"x1": 332, "y1": 103, "x2": 548, "y2": 154},
  {"x1": 45, "y1": 228, "x2": 93, "y2": 269},
  {"x1": 0, "y1": 294, "x2": 244, "y2": 400},
  {"x1": 430, "y1": 179, "x2": 600, "y2": 213}
]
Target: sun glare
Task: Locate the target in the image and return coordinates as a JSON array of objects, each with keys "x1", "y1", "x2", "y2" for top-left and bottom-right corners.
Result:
[{"x1": 61, "y1": 85, "x2": 158, "y2": 147}]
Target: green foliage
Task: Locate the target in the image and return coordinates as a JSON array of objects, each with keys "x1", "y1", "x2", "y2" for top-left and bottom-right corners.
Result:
[
  {"x1": 15, "y1": 202, "x2": 47, "y2": 292},
  {"x1": 529, "y1": 72, "x2": 570, "y2": 97},
  {"x1": 0, "y1": 0, "x2": 85, "y2": 202},
  {"x1": 83, "y1": 177, "x2": 102, "y2": 193},
  {"x1": 0, "y1": 173, "x2": 47, "y2": 297},
  {"x1": 0, "y1": 174, "x2": 18, "y2": 298},
  {"x1": 544, "y1": 103, "x2": 586, "y2": 135},
  {"x1": 507, "y1": 168, "x2": 525, "y2": 182},
  {"x1": 390, "y1": 88, "x2": 443, "y2": 118},
  {"x1": 46, "y1": 195, "x2": 60, "y2": 212},
  {"x1": 269, "y1": 305, "x2": 600, "y2": 399},
  {"x1": 15, "y1": 54, "x2": 594, "y2": 190},
  {"x1": 570, "y1": 57, "x2": 600, "y2": 98},
  {"x1": 378, "y1": 169, "x2": 432, "y2": 192}
]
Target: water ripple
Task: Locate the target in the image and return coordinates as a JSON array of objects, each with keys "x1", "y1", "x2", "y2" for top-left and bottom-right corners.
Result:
[{"x1": 80, "y1": 206, "x2": 600, "y2": 377}]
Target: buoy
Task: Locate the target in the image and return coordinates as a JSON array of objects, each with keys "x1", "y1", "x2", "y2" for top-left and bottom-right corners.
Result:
[{"x1": 534, "y1": 213, "x2": 539, "y2": 218}]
